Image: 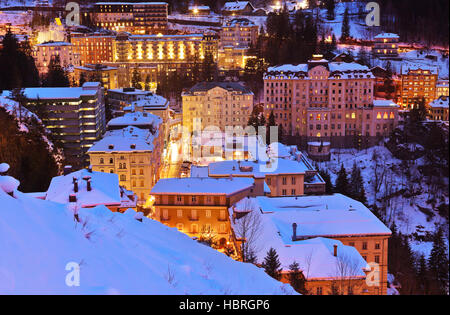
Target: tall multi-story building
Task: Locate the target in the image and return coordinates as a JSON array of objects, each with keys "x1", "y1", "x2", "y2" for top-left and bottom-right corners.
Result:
[
  {"x1": 70, "y1": 33, "x2": 115, "y2": 66},
  {"x1": 372, "y1": 33, "x2": 400, "y2": 58},
  {"x1": 88, "y1": 124, "x2": 163, "y2": 203},
  {"x1": 2, "y1": 82, "x2": 106, "y2": 167},
  {"x1": 263, "y1": 55, "x2": 399, "y2": 147},
  {"x1": 220, "y1": 18, "x2": 258, "y2": 49},
  {"x1": 399, "y1": 64, "x2": 438, "y2": 109},
  {"x1": 182, "y1": 82, "x2": 253, "y2": 132},
  {"x1": 33, "y1": 41, "x2": 80, "y2": 74},
  {"x1": 218, "y1": 18, "x2": 258, "y2": 71},
  {"x1": 93, "y1": 2, "x2": 168, "y2": 34}
]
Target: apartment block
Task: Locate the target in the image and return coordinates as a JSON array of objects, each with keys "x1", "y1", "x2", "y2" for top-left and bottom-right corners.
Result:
[
  {"x1": 93, "y1": 2, "x2": 168, "y2": 34},
  {"x1": 399, "y1": 64, "x2": 438, "y2": 109},
  {"x1": 2, "y1": 82, "x2": 106, "y2": 167},
  {"x1": 372, "y1": 33, "x2": 400, "y2": 58}
]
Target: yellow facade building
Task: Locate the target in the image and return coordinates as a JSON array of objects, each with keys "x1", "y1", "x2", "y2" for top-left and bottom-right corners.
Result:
[
  {"x1": 88, "y1": 113, "x2": 163, "y2": 203},
  {"x1": 182, "y1": 82, "x2": 253, "y2": 132}
]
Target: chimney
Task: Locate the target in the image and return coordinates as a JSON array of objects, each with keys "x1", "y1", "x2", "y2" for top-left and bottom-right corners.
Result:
[
  {"x1": 87, "y1": 179, "x2": 92, "y2": 191},
  {"x1": 69, "y1": 194, "x2": 77, "y2": 202},
  {"x1": 292, "y1": 223, "x2": 297, "y2": 241},
  {"x1": 73, "y1": 179, "x2": 78, "y2": 193},
  {"x1": 64, "y1": 165, "x2": 73, "y2": 175},
  {"x1": 88, "y1": 165, "x2": 92, "y2": 173},
  {"x1": 333, "y1": 244, "x2": 338, "y2": 257}
]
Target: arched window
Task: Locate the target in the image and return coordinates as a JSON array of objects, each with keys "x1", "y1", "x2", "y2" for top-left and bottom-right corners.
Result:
[
  {"x1": 120, "y1": 175, "x2": 126, "y2": 181},
  {"x1": 100, "y1": 158, "x2": 104, "y2": 164}
]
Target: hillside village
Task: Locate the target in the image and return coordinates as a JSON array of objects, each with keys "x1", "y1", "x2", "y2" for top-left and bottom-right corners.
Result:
[{"x1": 0, "y1": 0, "x2": 448, "y2": 297}]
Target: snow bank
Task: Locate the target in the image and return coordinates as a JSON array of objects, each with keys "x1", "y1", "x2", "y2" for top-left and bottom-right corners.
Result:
[{"x1": 0, "y1": 178, "x2": 296, "y2": 294}]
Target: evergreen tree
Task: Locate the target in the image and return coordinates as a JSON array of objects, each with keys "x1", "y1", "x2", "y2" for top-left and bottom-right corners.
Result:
[
  {"x1": 42, "y1": 55, "x2": 70, "y2": 87},
  {"x1": 319, "y1": 169, "x2": 333, "y2": 194},
  {"x1": 325, "y1": 0, "x2": 335, "y2": 21},
  {"x1": 416, "y1": 254, "x2": 429, "y2": 294},
  {"x1": 428, "y1": 228, "x2": 449, "y2": 295},
  {"x1": 145, "y1": 75, "x2": 151, "y2": 91},
  {"x1": 288, "y1": 261, "x2": 307, "y2": 294},
  {"x1": 341, "y1": 7, "x2": 350, "y2": 41},
  {"x1": 266, "y1": 110, "x2": 277, "y2": 143},
  {"x1": 79, "y1": 72, "x2": 87, "y2": 87},
  {"x1": 349, "y1": 162, "x2": 367, "y2": 204},
  {"x1": 131, "y1": 68, "x2": 142, "y2": 90},
  {"x1": 335, "y1": 163, "x2": 350, "y2": 195},
  {"x1": 0, "y1": 29, "x2": 39, "y2": 90},
  {"x1": 261, "y1": 247, "x2": 282, "y2": 280}
]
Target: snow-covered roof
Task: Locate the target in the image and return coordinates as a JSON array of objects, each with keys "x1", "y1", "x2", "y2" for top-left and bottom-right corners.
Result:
[
  {"x1": 189, "y1": 5, "x2": 210, "y2": 10},
  {"x1": 129, "y1": 93, "x2": 168, "y2": 111},
  {"x1": 108, "y1": 88, "x2": 149, "y2": 96},
  {"x1": 267, "y1": 142, "x2": 291, "y2": 158},
  {"x1": 251, "y1": 195, "x2": 392, "y2": 238},
  {"x1": 308, "y1": 141, "x2": 331, "y2": 146},
  {"x1": 373, "y1": 99, "x2": 399, "y2": 107},
  {"x1": 45, "y1": 169, "x2": 128, "y2": 208},
  {"x1": 190, "y1": 165, "x2": 209, "y2": 178},
  {"x1": 207, "y1": 158, "x2": 309, "y2": 177},
  {"x1": 88, "y1": 126, "x2": 155, "y2": 153},
  {"x1": 107, "y1": 112, "x2": 162, "y2": 129},
  {"x1": 95, "y1": 2, "x2": 168, "y2": 5},
  {"x1": 230, "y1": 198, "x2": 369, "y2": 278},
  {"x1": 374, "y1": 33, "x2": 399, "y2": 39},
  {"x1": 35, "y1": 41, "x2": 72, "y2": 47},
  {"x1": 225, "y1": 17, "x2": 256, "y2": 27},
  {"x1": 429, "y1": 96, "x2": 449, "y2": 108},
  {"x1": 151, "y1": 177, "x2": 254, "y2": 195},
  {"x1": 265, "y1": 61, "x2": 374, "y2": 79},
  {"x1": 223, "y1": 1, "x2": 254, "y2": 11},
  {"x1": 401, "y1": 63, "x2": 438, "y2": 75},
  {"x1": 1, "y1": 84, "x2": 100, "y2": 100}
]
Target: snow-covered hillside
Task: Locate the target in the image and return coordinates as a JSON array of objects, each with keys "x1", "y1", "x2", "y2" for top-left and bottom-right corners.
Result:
[
  {"x1": 0, "y1": 173, "x2": 296, "y2": 295},
  {"x1": 316, "y1": 145, "x2": 449, "y2": 258}
]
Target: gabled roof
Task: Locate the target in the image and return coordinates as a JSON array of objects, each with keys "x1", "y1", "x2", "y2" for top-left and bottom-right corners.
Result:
[{"x1": 223, "y1": 1, "x2": 254, "y2": 11}]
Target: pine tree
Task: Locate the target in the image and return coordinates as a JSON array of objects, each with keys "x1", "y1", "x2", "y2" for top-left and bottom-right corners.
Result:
[
  {"x1": 341, "y1": 7, "x2": 350, "y2": 41},
  {"x1": 42, "y1": 55, "x2": 70, "y2": 87},
  {"x1": 349, "y1": 162, "x2": 367, "y2": 203},
  {"x1": 428, "y1": 228, "x2": 449, "y2": 295},
  {"x1": 79, "y1": 72, "x2": 86, "y2": 86},
  {"x1": 319, "y1": 169, "x2": 333, "y2": 194},
  {"x1": 325, "y1": 0, "x2": 335, "y2": 21},
  {"x1": 131, "y1": 68, "x2": 142, "y2": 90},
  {"x1": 416, "y1": 254, "x2": 429, "y2": 294},
  {"x1": 288, "y1": 261, "x2": 307, "y2": 294},
  {"x1": 261, "y1": 247, "x2": 282, "y2": 280},
  {"x1": 335, "y1": 163, "x2": 349, "y2": 195}
]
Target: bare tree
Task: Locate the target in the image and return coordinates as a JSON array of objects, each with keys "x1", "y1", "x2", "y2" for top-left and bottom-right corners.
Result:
[
  {"x1": 232, "y1": 198, "x2": 264, "y2": 263},
  {"x1": 331, "y1": 252, "x2": 365, "y2": 295}
]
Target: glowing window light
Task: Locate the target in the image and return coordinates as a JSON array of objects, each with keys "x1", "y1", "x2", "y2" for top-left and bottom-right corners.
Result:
[{"x1": 158, "y1": 44, "x2": 163, "y2": 60}]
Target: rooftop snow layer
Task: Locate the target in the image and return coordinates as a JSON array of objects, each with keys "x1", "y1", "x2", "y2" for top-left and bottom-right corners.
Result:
[
  {"x1": 88, "y1": 126, "x2": 155, "y2": 153},
  {"x1": 151, "y1": 177, "x2": 254, "y2": 195},
  {"x1": 45, "y1": 169, "x2": 122, "y2": 208},
  {"x1": 0, "y1": 176, "x2": 295, "y2": 294}
]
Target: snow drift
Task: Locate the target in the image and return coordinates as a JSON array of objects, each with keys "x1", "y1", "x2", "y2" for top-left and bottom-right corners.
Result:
[{"x1": 0, "y1": 173, "x2": 295, "y2": 295}]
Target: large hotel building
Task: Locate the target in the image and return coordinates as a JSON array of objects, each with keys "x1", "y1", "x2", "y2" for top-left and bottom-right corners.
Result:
[
  {"x1": 399, "y1": 64, "x2": 438, "y2": 109},
  {"x1": 70, "y1": 32, "x2": 218, "y2": 88},
  {"x1": 263, "y1": 55, "x2": 400, "y2": 147},
  {"x1": 93, "y1": 2, "x2": 168, "y2": 34}
]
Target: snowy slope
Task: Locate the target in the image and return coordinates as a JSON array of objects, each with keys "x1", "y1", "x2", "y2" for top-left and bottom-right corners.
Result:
[
  {"x1": 0, "y1": 176, "x2": 296, "y2": 295},
  {"x1": 316, "y1": 146, "x2": 448, "y2": 258}
]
